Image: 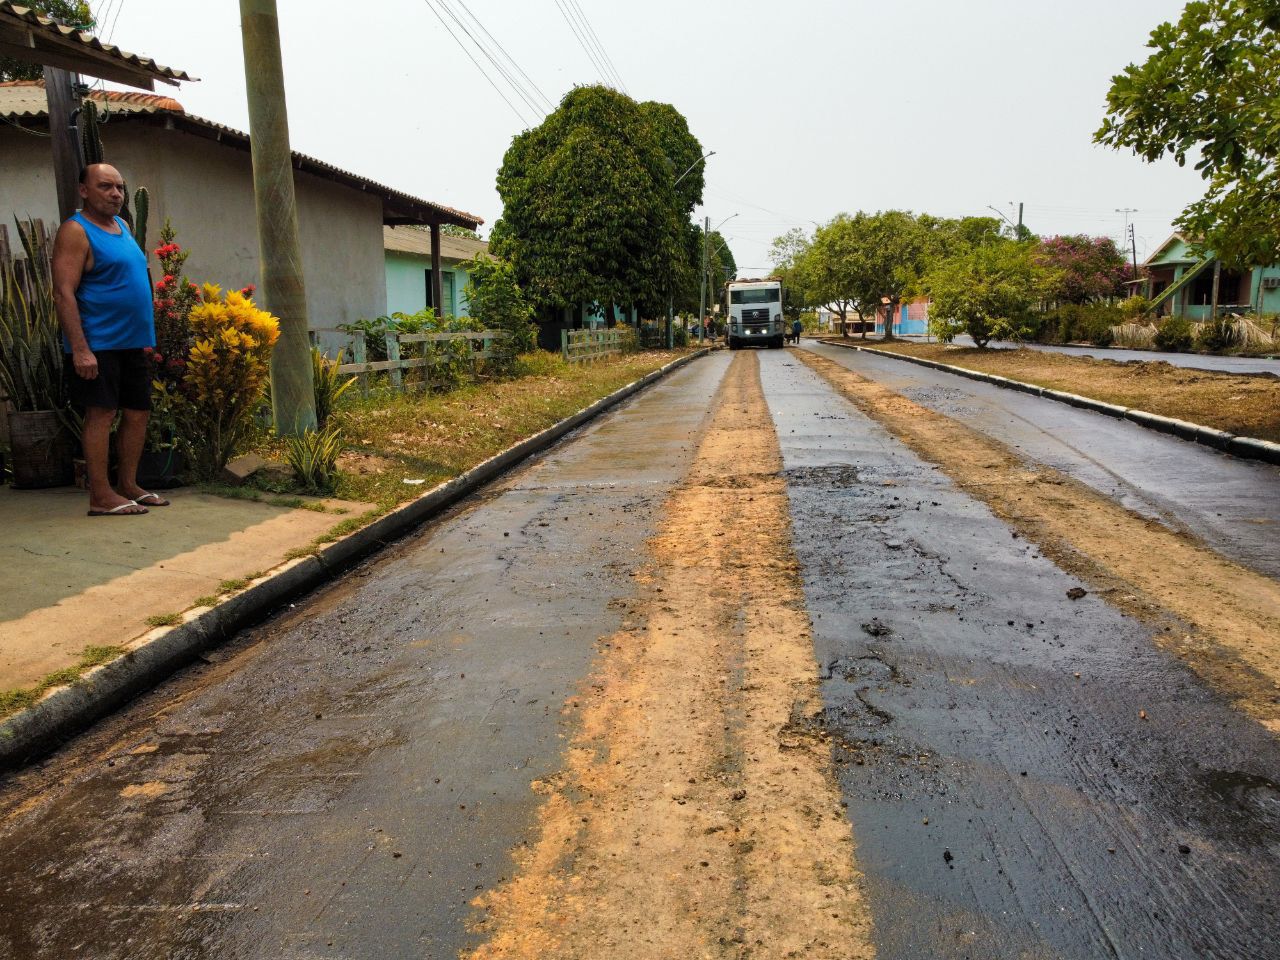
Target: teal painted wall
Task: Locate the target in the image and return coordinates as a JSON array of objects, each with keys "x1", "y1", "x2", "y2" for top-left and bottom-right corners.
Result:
[{"x1": 384, "y1": 251, "x2": 473, "y2": 318}]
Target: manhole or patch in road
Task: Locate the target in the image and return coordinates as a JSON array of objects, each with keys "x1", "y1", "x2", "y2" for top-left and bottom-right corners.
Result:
[{"x1": 783, "y1": 464, "x2": 861, "y2": 488}]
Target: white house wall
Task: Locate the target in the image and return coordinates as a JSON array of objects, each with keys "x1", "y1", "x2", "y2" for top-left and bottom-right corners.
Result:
[{"x1": 0, "y1": 123, "x2": 388, "y2": 332}]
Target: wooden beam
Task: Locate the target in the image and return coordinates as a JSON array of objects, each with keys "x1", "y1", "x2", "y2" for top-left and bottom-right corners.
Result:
[
  {"x1": 430, "y1": 221, "x2": 444, "y2": 319},
  {"x1": 43, "y1": 66, "x2": 80, "y2": 222},
  {"x1": 0, "y1": 30, "x2": 160, "y2": 89}
]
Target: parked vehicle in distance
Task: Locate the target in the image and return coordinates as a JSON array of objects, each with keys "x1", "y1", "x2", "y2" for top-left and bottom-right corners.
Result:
[{"x1": 724, "y1": 279, "x2": 785, "y2": 350}]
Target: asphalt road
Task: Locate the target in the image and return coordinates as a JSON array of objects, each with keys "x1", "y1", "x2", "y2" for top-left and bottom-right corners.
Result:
[
  {"x1": 1, "y1": 347, "x2": 1277, "y2": 959},
  {"x1": 946, "y1": 334, "x2": 1280, "y2": 377}
]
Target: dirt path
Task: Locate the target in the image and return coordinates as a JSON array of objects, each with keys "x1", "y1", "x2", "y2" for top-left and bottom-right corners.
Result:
[
  {"x1": 796, "y1": 350, "x2": 1280, "y2": 730},
  {"x1": 465, "y1": 353, "x2": 875, "y2": 959}
]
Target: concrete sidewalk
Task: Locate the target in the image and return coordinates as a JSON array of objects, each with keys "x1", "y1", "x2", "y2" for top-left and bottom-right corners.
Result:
[{"x1": 0, "y1": 486, "x2": 370, "y2": 691}]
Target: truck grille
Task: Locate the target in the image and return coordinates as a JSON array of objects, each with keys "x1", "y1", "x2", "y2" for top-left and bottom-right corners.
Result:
[{"x1": 742, "y1": 308, "x2": 770, "y2": 322}]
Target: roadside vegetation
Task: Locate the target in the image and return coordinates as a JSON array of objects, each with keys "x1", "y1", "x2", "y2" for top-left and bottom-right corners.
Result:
[
  {"x1": 862, "y1": 341, "x2": 1280, "y2": 443},
  {"x1": 242, "y1": 348, "x2": 691, "y2": 509}
]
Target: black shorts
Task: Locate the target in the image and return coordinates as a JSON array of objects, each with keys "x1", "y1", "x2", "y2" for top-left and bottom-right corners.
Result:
[{"x1": 65, "y1": 348, "x2": 153, "y2": 411}]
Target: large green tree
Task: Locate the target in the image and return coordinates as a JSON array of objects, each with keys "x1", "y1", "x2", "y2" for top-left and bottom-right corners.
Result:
[
  {"x1": 1095, "y1": 0, "x2": 1280, "y2": 266},
  {"x1": 0, "y1": 1, "x2": 93, "y2": 81},
  {"x1": 923, "y1": 241, "x2": 1049, "y2": 348},
  {"x1": 491, "y1": 85, "x2": 686, "y2": 324}
]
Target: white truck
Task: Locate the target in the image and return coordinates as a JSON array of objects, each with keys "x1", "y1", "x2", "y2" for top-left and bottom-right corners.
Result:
[{"x1": 723, "y1": 278, "x2": 785, "y2": 350}]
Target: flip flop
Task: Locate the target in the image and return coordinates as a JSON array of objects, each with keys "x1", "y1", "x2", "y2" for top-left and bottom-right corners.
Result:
[
  {"x1": 133, "y1": 492, "x2": 171, "y2": 507},
  {"x1": 88, "y1": 500, "x2": 148, "y2": 517}
]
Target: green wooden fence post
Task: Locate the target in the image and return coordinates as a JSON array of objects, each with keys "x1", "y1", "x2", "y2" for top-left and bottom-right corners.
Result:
[{"x1": 386, "y1": 333, "x2": 402, "y2": 392}]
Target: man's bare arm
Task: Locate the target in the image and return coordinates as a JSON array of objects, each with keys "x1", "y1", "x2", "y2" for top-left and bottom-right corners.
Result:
[{"x1": 52, "y1": 221, "x2": 96, "y2": 380}]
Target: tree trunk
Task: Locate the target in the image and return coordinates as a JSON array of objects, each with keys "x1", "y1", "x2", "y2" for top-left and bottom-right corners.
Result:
[
  {"x1": 839, "y1": 307, "x2": 848, "y2": 338},
  {"x1": 883, "y1": 299, "x2": 898, "y2": 340},
  {"x1": 608, "y1": 302, "x2": 618, "y2": 328}
]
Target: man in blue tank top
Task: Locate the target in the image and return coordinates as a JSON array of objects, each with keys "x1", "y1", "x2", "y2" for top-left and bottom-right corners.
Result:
[{"x1": 52, "y1": 163, "x2": 170, "y2": 516}]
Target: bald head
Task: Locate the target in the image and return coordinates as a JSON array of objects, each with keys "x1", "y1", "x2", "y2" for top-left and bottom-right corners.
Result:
[{"x1": 77, "y1": 163, "x2": 126, "y2": 225}]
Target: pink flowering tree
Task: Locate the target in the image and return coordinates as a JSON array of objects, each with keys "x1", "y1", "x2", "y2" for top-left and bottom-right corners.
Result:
[{"x1": 1035, "y1": 235, "x2": 1134, "y2": 304}]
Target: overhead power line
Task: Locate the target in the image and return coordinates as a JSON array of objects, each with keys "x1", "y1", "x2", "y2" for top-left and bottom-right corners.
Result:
[
  {"x1": 437, "y1": 0, "x2": 550, "y2": 119},
  {"x1": 554, "y1": 0, "x2": 612, "y2": 89},
  {"x1": 422, "y1": 0, "x2": 532, "y2": 127},
  {"x1": 453, "y1": 0, "x2": 555, "y2": 113},
  {"x1": 565, "y1": 0, "x2": 627, "y2": 93}
]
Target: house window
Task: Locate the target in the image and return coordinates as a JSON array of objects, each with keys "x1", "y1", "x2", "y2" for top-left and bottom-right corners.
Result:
[{"x1": 423, "y1": 271, "x2": 457, "y2": 316}]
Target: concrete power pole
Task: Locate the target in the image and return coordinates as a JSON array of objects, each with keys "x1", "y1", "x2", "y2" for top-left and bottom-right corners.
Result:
[
  {"x1": 240, "y1": 0, "x2": 316, "y2": 436},
  {"x1": 697, "y1": 215, "x2": 709, "y2": 346}
]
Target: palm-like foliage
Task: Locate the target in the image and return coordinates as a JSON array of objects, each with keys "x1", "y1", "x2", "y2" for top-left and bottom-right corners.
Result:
[{"x1": 0, "y1": 219, "x2": 67, "y2": 413}]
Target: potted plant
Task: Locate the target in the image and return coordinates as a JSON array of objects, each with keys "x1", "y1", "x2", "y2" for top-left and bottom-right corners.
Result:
[{"x1": 0, "y1": 220, "x2": 76, "y2": 488}]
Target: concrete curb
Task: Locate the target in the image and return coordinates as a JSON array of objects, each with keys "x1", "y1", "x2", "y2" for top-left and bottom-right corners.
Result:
[
  {"x1": 817, "y1": 340, "x2": 1280, "y2": 466},
  {"x1": 0, "y1": 349, "x2": 710, "y2": 770}
]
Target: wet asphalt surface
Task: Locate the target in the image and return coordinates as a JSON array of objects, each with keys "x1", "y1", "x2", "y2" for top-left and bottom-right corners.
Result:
[
  {"x1": 2, "y1": 346, "x2": 1279, "y2": 959},
  {"x1": 809, "y1": 341, "x2": 1280, "y2": 580},
  {"x1": 948, "y1": 335, "x2": 1280, "y2": 377},
  {"x1": 0, "y1": 355, "x2": 729, "y2": 960},
  {"x1": 764, "y1": 349, "x2": 1280, "y2": 959}
]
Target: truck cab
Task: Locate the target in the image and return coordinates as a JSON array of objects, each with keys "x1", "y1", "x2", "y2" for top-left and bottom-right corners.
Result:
[{"x1": 724, "y1": 279, "x2": 785, "y2": 349}]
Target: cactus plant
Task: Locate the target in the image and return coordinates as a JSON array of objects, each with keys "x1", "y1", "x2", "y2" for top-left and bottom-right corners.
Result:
[
  {"x1": 131, "y1": 187, "x2": 149, "y2": 251},
  {"x1": 79, "y1": 100, "x2": 104, "y2": 166}
]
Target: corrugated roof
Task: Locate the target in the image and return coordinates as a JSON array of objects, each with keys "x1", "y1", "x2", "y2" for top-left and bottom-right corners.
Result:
[
  {"x1": 0, "y1": 81, "x2": 484, "y2": 230},
  {"x1": 0, "y1": 1, "x2": 194, "y2": 88},
  {"x1": 383, "y1": 226, "x2": 490, "y2": 261},
  {"x1": 0, "y1": 78, "x2": 182, "y2": 117}
]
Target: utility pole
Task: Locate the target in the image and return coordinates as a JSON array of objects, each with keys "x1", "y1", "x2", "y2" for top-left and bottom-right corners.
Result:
[
  {"x1": 43, "y1": 67, "x2": 82, "y2": 222},
  {"x1": 1016, "y1": 202, "x2": 1024, "y2": 240},
  {"x1": 1128, "y1": 224, "x2": 1139, "y2": 285},
  {"x1": 1115, "y1": 207, "x2": 1138, "y2": 248},
  {"x1": 697, "y1": 215, "x2": 709, "y2": 345},
  {"x1": 240, "y1": 0, "x2": 316, "y2": 436}
]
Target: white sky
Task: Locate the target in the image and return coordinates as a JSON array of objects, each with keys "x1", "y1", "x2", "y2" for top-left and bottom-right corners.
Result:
[{"x1": 99, "y1": 0, "x2": 1205, "y2": 272}]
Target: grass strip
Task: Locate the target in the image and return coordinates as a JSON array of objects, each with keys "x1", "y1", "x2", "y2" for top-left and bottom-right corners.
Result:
[{"x1": 0, "y1": 645, "x2": 128, "y2": 720}]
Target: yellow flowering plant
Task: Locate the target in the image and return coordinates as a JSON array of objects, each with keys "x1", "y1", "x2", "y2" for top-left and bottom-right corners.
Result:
[{"x1": 180, "y1": 284, "x2": 280, "y2": 478}]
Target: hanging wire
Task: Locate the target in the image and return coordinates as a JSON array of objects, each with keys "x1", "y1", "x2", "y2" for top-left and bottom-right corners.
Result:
[
  {"x1": 437, "y1": 0, "x2": 547, "y2": 119},
  {"x1": 565, "y1": 0, "x2": 627, "y2": 93},
  {"x1": 421, "y1": 0, "x2": 532, "y2": 127},
  {"x1": 453, "y1": 0, "x2": 555, "y2": 113},
  {"x1": 554, "y1": 0, "x2": 611, "y2": 87}
]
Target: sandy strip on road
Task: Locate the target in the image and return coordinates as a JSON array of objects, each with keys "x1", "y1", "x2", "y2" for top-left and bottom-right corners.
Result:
[
  {"x1": 465, "y1": 352, "x2": 875, "y2": 959},
  {"x1": 796, "y1": 349, "x2": 1280, "y2": 731}
]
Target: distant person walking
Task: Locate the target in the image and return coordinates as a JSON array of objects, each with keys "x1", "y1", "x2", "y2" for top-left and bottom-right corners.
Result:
[
  {"x1": 53, "y1": 162, "x2": 169, "y2": 516},
  {"x1": 791, "y1": 318, "x2": 803, "y2": 344}
]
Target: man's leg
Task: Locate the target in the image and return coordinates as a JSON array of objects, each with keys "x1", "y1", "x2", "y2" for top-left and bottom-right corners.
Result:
[
  {"x1": 83, "y1": 407, "x2": 143, "y2": 514},
  {"x1": 114, "y1": 408, "x2": 149, "y2": 500}
]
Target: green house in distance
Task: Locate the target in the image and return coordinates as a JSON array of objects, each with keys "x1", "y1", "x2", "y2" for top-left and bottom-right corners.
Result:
[
  {"x1": 1141, "y1": 234, "x2": 1280, "y2": 320},
  {"x1": 384, "y1": 226, "x2": 490, "y2": 319}
]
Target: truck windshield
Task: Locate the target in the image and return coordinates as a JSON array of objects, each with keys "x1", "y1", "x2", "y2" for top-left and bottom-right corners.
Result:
[{"x1": 731, "y1": 288, "x2": 780, "y2": 304}]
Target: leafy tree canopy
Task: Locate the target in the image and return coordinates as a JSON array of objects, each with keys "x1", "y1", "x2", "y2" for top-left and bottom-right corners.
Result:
[
  {"x1": 491, "y1": 85, "x2": 690, "y2": 320},
  {"x1": 923, "y1": 241, "x2": 1050, "y2": 348},
  {"x1": 1095, "y1": 0, "x2": 1280, "y2": 266},
  {"x1": 638, "y1": 100, "x2": 704, "y2": 217},
  {"x1": 463, "y1": 256, "x2": 536, "y2": 360},
  {"x1": 800, "y1": 210, "x2": 932, "y2": 336},
  {"x1": 0, "y1": 1, "x2": 93, "y2": 81},
  {"x1": 1035, "y1": 235, "x2": 1132, "y2": 304}
]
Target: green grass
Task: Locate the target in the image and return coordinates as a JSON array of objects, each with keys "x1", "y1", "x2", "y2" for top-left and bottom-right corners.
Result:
[
  {"x1": 0, "y1": 645, "x2": 128, "y2": 719},
  {"x1": 145, "y1": 612, "x2": 182, "y2": 627},
  {"x1": 197, "y1": 483, "x2": 333, "y2": 513}
]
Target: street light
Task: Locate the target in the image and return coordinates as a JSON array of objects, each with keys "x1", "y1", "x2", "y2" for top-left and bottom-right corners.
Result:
[
  {"x1": 674, "y1": 150, "x2": 714, "y2": 188},
  {"x1": 668, "y1": 150, "x2": 715, "y2": 348},
  {"x1": 700, "y1": 213, "x2": 738, "y2": 344}
]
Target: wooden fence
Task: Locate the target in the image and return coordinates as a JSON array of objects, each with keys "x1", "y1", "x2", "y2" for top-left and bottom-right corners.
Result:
[
  {"x1": 311, "y1": 328, "x2": 509, "y2": 394},
  {"x1": 561, "y1": 327, "x2": 636, "y2": 363}
]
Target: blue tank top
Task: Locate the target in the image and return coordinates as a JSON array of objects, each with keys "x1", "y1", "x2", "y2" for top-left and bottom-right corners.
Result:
[{"x1": 67, "y1": 212, "x2": 154, "y2": 351}]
